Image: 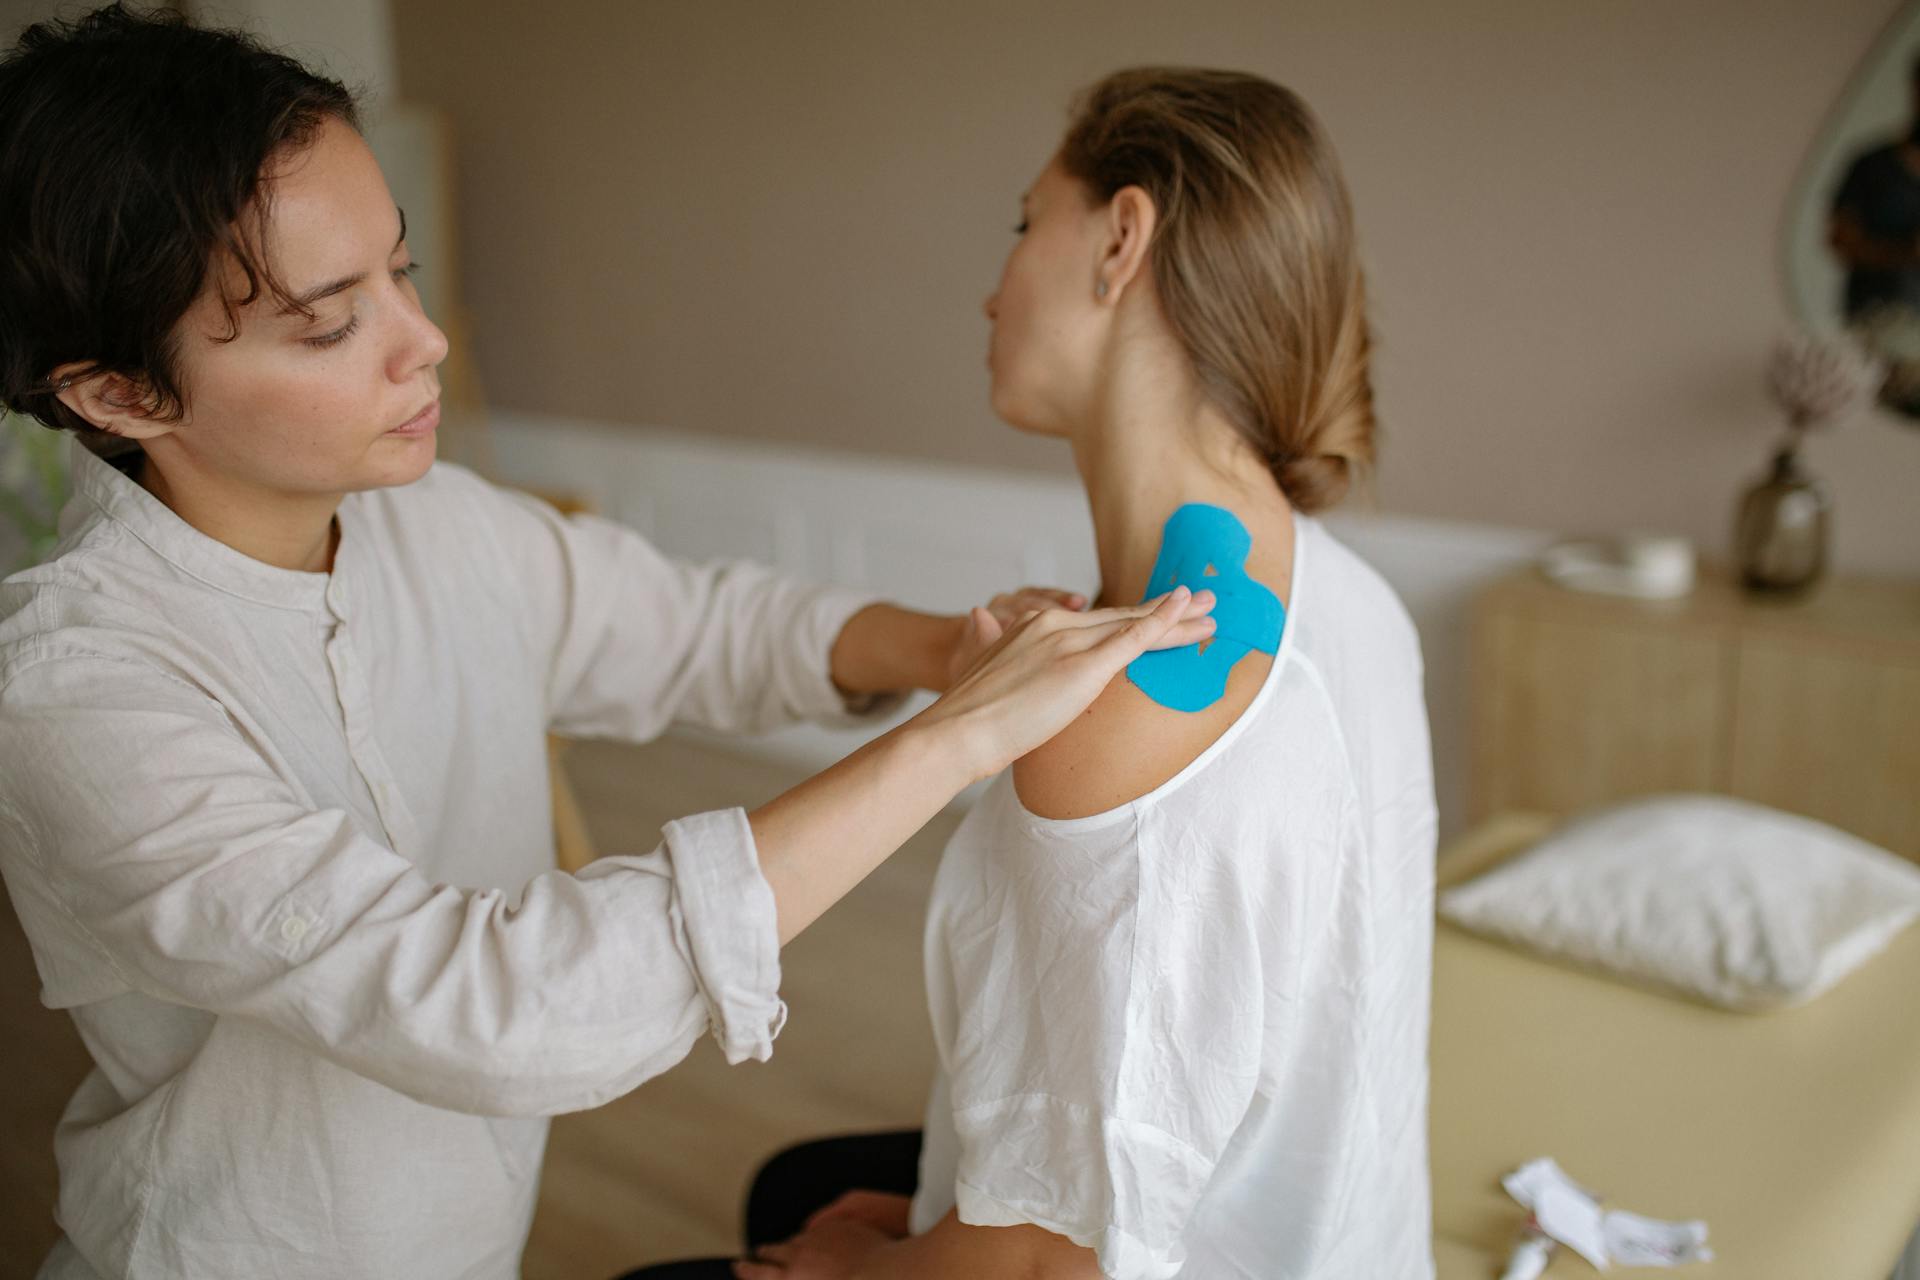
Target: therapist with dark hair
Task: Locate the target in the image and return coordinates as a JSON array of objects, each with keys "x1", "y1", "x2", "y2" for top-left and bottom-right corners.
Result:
[{"x1": 0, "y1": 7, "x2": 1217, "y2": 1278}]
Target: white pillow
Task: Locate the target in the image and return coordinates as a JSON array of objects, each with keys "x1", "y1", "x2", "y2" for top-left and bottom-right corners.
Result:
[{"x1": 1438, "y1": 795, "x2": 1920, "y2": 1011}]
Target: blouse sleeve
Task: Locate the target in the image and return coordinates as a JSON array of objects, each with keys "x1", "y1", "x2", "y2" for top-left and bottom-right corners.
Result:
[
  {"x1": 934, "y1": 818, "x2": 1267, "y2": 1280},
  {"x1": 471, "y1": 477, "x2": 897, "y2": 740},
  {"x1": 0, "y1": 653, "x2": 784, "y2": 1117}
]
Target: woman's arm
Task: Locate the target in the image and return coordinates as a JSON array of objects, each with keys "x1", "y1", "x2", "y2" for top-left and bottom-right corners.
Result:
[
  {"x1": 827, "y1": 604, "x2": 964, "y2": 699},
  {"x1": 755, "y1": 591, "x2": 1208, "y2": 942},
  {"x1": 828, "y1": 588, "x2": 1087, "y2": 698},
  {"x1": 0, "y1": 594, "x2": 1212, "y2": 1116},
  {"x1": 473, "y1": 478, "x2": 885, "y2": 741},
  {"x1": 0, "y1": 654, "x2": 745, "y2": 1116}
]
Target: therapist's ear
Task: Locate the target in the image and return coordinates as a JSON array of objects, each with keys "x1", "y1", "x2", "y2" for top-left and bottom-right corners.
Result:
[
  {"x1": 1094, "y1": 185, "x2": 1157, "y2": 306},
  {"x1": 50, "y1": 364, "x2": 177, "y2": 441}
]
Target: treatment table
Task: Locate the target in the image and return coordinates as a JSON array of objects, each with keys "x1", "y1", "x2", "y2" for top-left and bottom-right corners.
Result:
[{"x1": 1429, "y1": 815, "x2": 1920, "y2": 1279}]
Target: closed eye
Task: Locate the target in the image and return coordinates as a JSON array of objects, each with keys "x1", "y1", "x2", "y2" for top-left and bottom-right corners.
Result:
[
  {"x1": 304, "y1": 316, "x2": 359, "y2": 349},
  {"x1": 302, "y1": 263, "x2": 421, "y2": 349}
]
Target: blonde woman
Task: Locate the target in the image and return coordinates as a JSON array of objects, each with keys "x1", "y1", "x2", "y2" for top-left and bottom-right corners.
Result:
[{"x1": 633, "y1": 66, "x2": 1437, "y2": 1280}]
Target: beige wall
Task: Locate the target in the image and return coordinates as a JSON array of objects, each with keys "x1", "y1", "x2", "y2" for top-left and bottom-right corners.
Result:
[{"x1": 394, "y1": 0, "x2": 1920, "y2": 576}]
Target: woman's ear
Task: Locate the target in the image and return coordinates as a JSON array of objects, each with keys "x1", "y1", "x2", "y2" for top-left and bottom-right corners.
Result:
[
  {"x1": 50, "y1": 364, "x2": 176, "y2": 441},
  {"x1": 1096, "y1": 184, "x2": 1158, "y2": 305}
]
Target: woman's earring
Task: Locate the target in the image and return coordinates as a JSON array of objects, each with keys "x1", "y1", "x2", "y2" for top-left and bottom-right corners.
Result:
[{"x1": 1096, "y1": 279, "x2": 1109, "y2": 299}]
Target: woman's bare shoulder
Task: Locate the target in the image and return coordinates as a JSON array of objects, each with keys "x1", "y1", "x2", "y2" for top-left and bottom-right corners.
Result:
[{"x1": 1012, "y1": 648, "x2": 1273, "y2": 821}]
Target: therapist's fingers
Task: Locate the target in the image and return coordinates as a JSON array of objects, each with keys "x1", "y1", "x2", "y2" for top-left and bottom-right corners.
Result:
[
  {"x1": 1036, "y1": 587, "x2": 1089, "y2": 610},
  {"x1": 1093, "y1": 595, "x2": 1219, "y2": 652},
  {"x1": 1059, "y1": 588, "x2": 1211, "y2": 658},
  {"x1": 988, "y1": 586, "x2": 1087, "y2": 622},
  {"x1": 1031, "y1": 587, "x2": 1216, "y2": 651},
  {"x1": 941, "y1": 606, "x2": 1007, "y2": 691},
  {"x1": 1003, "y1": 588, "x2": 1213, "y2": 644},
  {"x1": 956, "y1": 588, "x2": 1214, "y2": 686},
  {"x1": 919, "y1": 587, "x2": 1217, "y2": 781}
]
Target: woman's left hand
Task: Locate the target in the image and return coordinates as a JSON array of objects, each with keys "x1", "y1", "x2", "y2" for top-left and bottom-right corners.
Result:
[{"x1": 731, "y1": 1219, "x2": 891, "y2": 1280}]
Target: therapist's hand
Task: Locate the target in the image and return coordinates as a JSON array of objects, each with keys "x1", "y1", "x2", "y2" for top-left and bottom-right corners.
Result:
[
  {"x1": 754, "y1": 587, "x2": 1212, "y2": 944},
  {"x1": 831, "y1": 587, "x2": 1089, "y2": 699},
  {"x1": 942, "y1": 586, "x2": 1087, "y2": 688},
  {"x1": 918, "y1": 586, "x2": 1216, "y2": 785}
]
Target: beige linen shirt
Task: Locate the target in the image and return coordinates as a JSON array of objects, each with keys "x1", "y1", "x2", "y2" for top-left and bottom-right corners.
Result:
[{"x1": 0, "y1": 441, "x2": 887, "y2": 1280}]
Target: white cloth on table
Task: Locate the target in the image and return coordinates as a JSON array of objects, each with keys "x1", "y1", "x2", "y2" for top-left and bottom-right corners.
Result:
[
  {"x1": 0, "y1": 440, "x2": 889, "y2": 1280},
  {"x1": 910, "y1": 516, "x2": 1439, "y2": 1280}
]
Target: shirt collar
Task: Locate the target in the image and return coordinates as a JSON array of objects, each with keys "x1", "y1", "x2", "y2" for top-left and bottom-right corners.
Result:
[{"x1": 69, "y1": 437, "x2": 339, "y2": 614}]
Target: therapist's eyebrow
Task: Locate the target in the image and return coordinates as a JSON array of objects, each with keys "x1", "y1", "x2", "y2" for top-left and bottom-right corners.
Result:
[{"x1": 280, "y1": 207, "x2": 408, "y2": 314}]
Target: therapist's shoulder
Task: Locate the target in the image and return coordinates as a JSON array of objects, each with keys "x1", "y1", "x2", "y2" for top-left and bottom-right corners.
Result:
[
  {"x1": 0, "y1": 531, "x2": 192, "y2": 684},
  {"x1": 1012, "y1": 649, "x2": 1272, "y2": 822}
]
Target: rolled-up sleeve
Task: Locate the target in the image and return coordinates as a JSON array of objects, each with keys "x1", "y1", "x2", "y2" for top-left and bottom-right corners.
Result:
[
  {"x1": 643, "y1": 807, "x2": 785, "y2": 1063},
  {"x1": 483, "y1": 483, "x2": 900, "y2": 741},
  {"x1": 0, "y1": 654, "x2": 778, "y2": 1116}
]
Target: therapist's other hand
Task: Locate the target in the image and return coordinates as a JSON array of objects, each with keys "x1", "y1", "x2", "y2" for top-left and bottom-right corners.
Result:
[
  {"x1": 732, "y1": 1218, "x2": 888, "y2": 1280},
  {"x1": 831, "y1": 588, "x2": 1090, "y2": 700},
  {"x1": 942, "y1": 586, "x2": 1087, "y2": 688},
  {"x1": 918, "y1": 586, "x2": 1216, "y2": 784},
  {"x1": 803, "y1": 1189, "x2": 913, "y2": 1239}
]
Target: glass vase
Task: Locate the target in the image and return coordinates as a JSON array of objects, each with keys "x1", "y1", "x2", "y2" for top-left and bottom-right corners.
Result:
[{"x1": 1734, "y1": 444, "x2": 1829, "y2": 595}]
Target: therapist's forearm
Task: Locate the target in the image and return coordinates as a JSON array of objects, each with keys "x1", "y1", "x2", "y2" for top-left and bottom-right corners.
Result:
[
  {"x1": 830, "y1": 603, "x2": 963, "y2": 697},
  {"x1": 748, "y1": 719, "x2": 971, "y2": 944}
]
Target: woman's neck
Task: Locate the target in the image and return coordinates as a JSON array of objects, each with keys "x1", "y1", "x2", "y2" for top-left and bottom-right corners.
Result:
[
  {"x1": 1071, "y1": 367, "x2": 1293, "y2": 608},
  {"x1": 136, "y1": 448, "x2": 342, "y2": 574}
]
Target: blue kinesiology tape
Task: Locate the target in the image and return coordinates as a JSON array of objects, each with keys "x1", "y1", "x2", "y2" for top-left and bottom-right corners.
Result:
[{"x1": 1126, "y1": 503, "x2": 1284, "y2": 713}]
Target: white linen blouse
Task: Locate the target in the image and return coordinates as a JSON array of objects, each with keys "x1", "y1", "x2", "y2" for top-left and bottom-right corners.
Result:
[
  {"x1": 0, "y1": 441, "x2": 887, "y2": 1280},
  {"x1": 910, "y1": 516, "x2": 1439, "y2": 1279}
]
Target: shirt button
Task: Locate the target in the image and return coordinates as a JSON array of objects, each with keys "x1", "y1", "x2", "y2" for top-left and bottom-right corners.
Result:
[{"x1": 280, "y1": 916, "x2": 311, "y2": 943}]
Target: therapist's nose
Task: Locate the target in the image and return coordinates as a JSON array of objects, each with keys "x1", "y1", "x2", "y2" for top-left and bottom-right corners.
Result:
[{"x1": 390, "y1": 287, "x2": 450, "y2": 381}]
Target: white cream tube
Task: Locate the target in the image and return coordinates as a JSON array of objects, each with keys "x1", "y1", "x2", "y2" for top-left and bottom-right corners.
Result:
[{"x1": 1499, "y1": 1230, "x2": 1557, "y2": 1280}]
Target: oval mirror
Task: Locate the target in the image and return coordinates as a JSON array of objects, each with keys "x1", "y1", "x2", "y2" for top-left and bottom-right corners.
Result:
[{"x1": 1784, "y1": 3, "x2": 1920, "y2": 418}]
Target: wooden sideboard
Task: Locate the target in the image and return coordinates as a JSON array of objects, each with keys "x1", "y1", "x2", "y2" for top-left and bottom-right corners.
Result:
[{"x1": 1469, "y1": 564, "x2": 1920, "y2": 862}]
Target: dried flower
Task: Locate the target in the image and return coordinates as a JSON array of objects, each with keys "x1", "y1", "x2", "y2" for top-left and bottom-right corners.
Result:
[{"x1": 1764, "y1": 332, "x2": 1881, "y2": 432}]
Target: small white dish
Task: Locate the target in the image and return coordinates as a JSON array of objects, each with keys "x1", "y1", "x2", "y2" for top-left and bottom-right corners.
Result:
[{"x1": 1539, "y1": 535, "x2": 1695, "y2": 599}]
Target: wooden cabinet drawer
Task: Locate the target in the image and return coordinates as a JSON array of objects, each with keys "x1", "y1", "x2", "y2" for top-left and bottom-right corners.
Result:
[
  {"x1": 1470, "y1": 566, "x2": 1920, "y2": 866},
  {"x1": 1471, "y1": 609, "x2": 1726, "y2": 821},
  {"x1": 1727, "y1": 639, "x2": 1920, "y2": 858}
]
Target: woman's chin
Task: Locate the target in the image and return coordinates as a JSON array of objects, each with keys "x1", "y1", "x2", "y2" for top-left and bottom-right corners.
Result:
[
  {"x1": 988, "y1": 390, "x2": 1064, "y2": 440},
  {"x1": 997, "y1": 411, "x2": 1070, "y2": 441}
]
